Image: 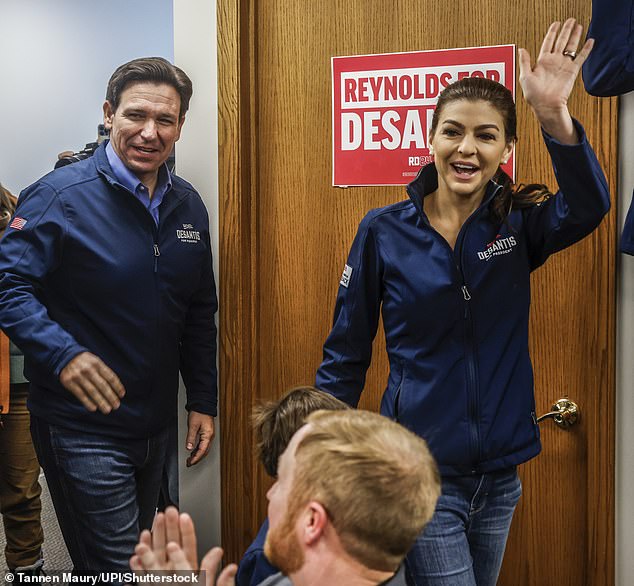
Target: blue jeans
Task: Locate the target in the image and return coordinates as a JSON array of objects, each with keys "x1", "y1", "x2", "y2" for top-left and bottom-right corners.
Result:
[
  {"x1": 406, "y1": 468, "x2": 522, "y2": 586},
  {"x1": 157, "y1": 419, "x2": 179, "y2": 510},
  {"x1": 30, "y1": 415, "x2": 169, "y2": 573}
]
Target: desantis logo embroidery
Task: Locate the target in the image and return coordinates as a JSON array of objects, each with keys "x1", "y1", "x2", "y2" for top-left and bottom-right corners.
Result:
[
  {"x1": 340, "y1": 264, "x2": 353, "y2": 288},
  {"x1": 477, "y1": 234, "x2": 517, "y2": 261},
  {"x1": 176, "y1": 223, "x2": 201, "y2": 244}
]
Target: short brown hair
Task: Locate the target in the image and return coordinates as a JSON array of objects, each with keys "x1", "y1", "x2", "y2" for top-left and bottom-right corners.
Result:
[
  {"x1": 253, "y1": 386, "x2": 349, "y2": 477},
  {"x1": 105, "y1": 57, "x2": 193, "y2": 119},
  {"x1": 288, "y1": 410, "x2": 440, "y2": 572}
]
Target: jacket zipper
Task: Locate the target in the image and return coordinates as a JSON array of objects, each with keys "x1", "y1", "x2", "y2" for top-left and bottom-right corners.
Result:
[
  {"x1": 408, "y1": 182, "x2": 503, "y2": 473},
  {"x1": 458, "y1": 185, "x2": 503, "y2": 473},
  {"x1": 109, "y1": 181, "x2": 189, "y2": 435},
  {"x1": 462, "y1": 283, "x2": 481, "y2": 472},
  {"x1": 417, "y1": 226, "x2": 482, "y2": 469}
]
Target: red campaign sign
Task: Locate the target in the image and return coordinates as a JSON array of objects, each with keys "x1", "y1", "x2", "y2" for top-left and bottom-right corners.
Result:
[{"x1": 332, "y1": 45, "x2": 516, "y2": 186}]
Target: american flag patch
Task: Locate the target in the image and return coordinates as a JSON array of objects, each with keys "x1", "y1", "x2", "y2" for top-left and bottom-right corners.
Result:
[{"x1": 9, "y1": 217, "x2": 27, "y2": 230}]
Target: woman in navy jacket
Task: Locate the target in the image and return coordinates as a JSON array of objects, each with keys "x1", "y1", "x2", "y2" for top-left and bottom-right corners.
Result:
[{"x1": 316, "y1": 19, "x2": 609, "y2": 586}]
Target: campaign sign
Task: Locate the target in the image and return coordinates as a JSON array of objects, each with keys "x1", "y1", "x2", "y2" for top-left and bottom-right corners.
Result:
[{"x1": 332, "y1": 45, "x2": 515, "y2": 186}]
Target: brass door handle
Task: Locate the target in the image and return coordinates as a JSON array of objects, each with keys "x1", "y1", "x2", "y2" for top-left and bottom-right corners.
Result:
[{"x1": 536, "y1": 398, "x2": 579, "y2": 429}]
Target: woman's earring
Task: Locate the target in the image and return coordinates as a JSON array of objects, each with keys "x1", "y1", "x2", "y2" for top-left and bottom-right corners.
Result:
[{"x1": 429, "y1": 146, "x2": 434, "y2": 156}]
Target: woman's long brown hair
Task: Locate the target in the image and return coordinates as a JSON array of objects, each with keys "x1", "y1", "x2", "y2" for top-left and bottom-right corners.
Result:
[
  {"x1": 0, "y1": 184, "x2": 17, "y2": 234},
  {"x1": 429, "y1": 77, "x2": 552, "y2": 223}
]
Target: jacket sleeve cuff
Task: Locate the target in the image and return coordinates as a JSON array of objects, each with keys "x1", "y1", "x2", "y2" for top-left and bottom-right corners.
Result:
[
  {"x1": 539, "y1": 117, "x2": 610, "y2": 221},
  {"x1": 541, "y1": 118, "x2": 587, "y2": 148},
  {"x1": 52, "y1": 345, "x2": 90, "y2": 378},
  {"x1": 185, "y1": 396, "x2": 218, "y2": 417}
]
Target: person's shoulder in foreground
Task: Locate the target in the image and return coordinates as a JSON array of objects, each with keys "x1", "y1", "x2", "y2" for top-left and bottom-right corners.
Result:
[
  {"x1": 257, "y1": 564, "x2": 408, "y2": 585},
  {"x1": 582, "y1": 0, "x2": 634, "y2": 96}
]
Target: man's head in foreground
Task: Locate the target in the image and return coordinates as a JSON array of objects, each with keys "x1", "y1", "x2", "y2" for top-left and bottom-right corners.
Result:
[{"x1": 264, "y1": 409, "x2": 441, "y2": 581}]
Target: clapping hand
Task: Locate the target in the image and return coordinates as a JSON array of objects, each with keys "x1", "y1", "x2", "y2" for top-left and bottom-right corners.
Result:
[
  {"x1": 518, "y1": 18, "x2": 594, "y2": 143},
  {"x1": 131, "y1": 507, "x2": 199, "y2": 571},
  {"x1": 129, "y1": 506, "x2": 237, "y2": 586}
]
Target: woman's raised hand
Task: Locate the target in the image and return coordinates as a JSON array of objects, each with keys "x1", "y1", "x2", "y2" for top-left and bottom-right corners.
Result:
[{"x1": 518, "y1": 18, "x2": 594, "y2": 143}]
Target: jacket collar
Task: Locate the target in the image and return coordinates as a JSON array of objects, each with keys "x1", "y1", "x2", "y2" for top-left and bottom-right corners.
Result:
[
  {"x1": 104, "y1": 141, "x2": 172, "y2": 197},
  {"x1": 93, "y1": 141, "x2": 119, "y2": 187},
  {"x1": 92, "y1": 141, "x2": 188, "y2": 218},
  {"x1": 406, "y1": 163, "x2": 503, "y2": 222}
]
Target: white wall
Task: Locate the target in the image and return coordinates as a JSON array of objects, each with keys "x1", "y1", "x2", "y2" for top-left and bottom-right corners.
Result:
[
  {"x1": 616, "y1": 90, "x2": 634, "y2": 586},
  {"x1": 0, "y1": 0, "x2": 174, "y2": 194},
  {"x1": 172, "y1": 0, "x2": 222, "y2": 553}
]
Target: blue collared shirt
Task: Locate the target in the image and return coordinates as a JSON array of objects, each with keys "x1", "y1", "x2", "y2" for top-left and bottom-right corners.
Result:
[{"x1": 105, "y1": 141, "x2": 172, "y2": 226}]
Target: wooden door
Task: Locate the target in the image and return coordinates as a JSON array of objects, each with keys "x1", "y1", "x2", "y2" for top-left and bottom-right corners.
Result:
[{"x1": 218, "y1": 1, "x2": 617, "y2": 584}]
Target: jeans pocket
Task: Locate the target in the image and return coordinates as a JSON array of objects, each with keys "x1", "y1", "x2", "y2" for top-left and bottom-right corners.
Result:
[{"x1": 47, "y1": 422, "x2": 77, "y2": 458}]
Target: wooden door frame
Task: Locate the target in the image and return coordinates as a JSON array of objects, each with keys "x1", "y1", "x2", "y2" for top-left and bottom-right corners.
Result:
[
  {"x1": 217, "y1": 0, "x2": 616, "y2": 577},
  {"x1": 218, "y1": 0, "x2": 262, "y2": 562},
  {"x1": 584, "y1": 102, "x2": 617, "y2": 583}
]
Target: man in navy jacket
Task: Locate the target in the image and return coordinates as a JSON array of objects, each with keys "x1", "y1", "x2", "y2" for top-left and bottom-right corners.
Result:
[{"x1": 0, "y1": 57, "x2": 218, "y2": 572}]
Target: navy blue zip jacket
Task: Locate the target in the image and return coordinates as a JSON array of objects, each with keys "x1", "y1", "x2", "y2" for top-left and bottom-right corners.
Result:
[
  {"x1": 236, "y1": 518, "x2": 278, "y2": 586},
  {"x1": 582, "y1": 0, "x2": 634, "y2": 254},
  {"x1": 0, "y1": 143, "x2": 218, "y2": 438},
  {"x1": 316, "y1": 123, "x2": 610, "y2": 476}
]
